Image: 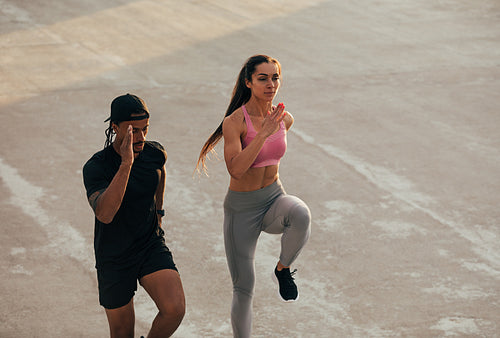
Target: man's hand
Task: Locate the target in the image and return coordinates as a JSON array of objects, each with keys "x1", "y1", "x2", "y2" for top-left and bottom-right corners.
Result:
[{"x1": 121, "y1": 125, "x2": 134, "y2": 166}]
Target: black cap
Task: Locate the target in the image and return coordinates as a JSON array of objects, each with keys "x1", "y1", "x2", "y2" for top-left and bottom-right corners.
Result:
[{"x1": 105, "y1": 93, "x2": 150, "y2": 122}]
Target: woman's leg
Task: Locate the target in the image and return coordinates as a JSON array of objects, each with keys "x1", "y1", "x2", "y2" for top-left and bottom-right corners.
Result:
[
  {"x1": 224, "y1": 210, "x2": 262, "y2": 338},
  {"x1": 262, "y1": 194, "x2": 311, "y2": 267}
]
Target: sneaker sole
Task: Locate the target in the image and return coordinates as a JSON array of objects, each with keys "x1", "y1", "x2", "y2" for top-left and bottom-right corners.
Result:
[{"x1": 272, "y1": 269, "x2": 299, "y2": 302}]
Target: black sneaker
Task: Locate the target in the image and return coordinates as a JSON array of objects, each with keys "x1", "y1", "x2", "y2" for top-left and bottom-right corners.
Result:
[{"x1": 272, "y1": 266, "x2": 299, "y2": 302}]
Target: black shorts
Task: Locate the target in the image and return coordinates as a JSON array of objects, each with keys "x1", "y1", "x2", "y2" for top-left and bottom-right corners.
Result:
[{"x1": 97, "y1": 243, "x2": 178, "y2": 309}]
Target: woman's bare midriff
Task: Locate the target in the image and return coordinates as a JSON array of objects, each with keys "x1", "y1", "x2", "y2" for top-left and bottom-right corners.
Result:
[{"x1": 229, "y1": 165, "x2": 279, "y2": 192}]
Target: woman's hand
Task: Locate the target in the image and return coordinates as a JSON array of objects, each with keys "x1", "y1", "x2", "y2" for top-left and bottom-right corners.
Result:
[{"x1": 260, "y1": 102, "x2": 286, "y2": 138}]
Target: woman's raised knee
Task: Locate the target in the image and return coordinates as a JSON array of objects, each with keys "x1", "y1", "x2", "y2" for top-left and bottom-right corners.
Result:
[{"x1": 289, "y1": 202, "x2": 311, "y2": 230}]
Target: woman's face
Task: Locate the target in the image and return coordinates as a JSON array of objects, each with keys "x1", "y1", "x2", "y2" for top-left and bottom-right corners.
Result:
[{"x1": 246, "y1": 62, "x2": 281, "y2": 101}]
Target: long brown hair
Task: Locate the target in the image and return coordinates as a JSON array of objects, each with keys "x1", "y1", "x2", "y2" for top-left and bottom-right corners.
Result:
[{"x1": 196, "y1": 54, "x2": 281, "y2": 174}]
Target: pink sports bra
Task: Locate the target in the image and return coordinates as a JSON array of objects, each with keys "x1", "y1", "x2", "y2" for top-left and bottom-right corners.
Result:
[{"x1": 241, "y1": 105, "x2": 287, "y2": 168}]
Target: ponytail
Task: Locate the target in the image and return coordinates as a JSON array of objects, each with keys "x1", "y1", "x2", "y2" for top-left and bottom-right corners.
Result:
[{"x1": 196, "y1": 55, "x2": 281, "y2": 174}]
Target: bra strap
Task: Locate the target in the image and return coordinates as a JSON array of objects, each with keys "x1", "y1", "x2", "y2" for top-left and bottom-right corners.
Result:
[{"x1": 242, "y1": 105, "x2": 254, "y2": 132}]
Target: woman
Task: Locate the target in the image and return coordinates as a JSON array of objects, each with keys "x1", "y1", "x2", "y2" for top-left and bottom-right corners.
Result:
[{"x1": 197, "y1": 55, "x2": 311, "y2": 337}]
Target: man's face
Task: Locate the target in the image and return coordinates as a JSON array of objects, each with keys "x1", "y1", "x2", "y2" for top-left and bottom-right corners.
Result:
[{"x1": 113, "y1": 118, "x2": 149, "y2": 156}]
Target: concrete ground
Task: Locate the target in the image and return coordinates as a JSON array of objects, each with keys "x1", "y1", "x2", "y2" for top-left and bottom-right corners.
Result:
[{"x1": 1, "y1": 0, "x2": 499, "y2": 337}]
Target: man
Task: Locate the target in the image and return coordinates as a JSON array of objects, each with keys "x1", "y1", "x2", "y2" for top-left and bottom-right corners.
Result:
[{"x1": 83, "y1": 94, "x2": 185, "y2": 338}]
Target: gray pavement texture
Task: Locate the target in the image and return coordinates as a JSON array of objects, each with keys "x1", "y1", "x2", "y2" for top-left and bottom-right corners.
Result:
[{"x1": 1, "y1": 0, "x2": 499, "y2": 337}]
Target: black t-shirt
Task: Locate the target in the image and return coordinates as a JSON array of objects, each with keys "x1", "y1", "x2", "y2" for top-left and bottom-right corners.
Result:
[{"x1": 83, "y1": 141, "x2": 167, "y2": 269}]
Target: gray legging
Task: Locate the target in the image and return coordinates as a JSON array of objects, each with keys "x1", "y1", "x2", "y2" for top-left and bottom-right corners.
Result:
[{"x1": 223, "y1": 180, "x2": 311, "y2": 338}]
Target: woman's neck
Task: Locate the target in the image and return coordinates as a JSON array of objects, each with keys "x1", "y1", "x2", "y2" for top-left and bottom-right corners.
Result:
[{"x1": 245, "y1": 98, "x2": 273, "y2": 117}]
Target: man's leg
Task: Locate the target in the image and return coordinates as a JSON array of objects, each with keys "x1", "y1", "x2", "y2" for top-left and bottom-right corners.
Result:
[
  {"x1": 140, "y1": 269, "x2": 185, "y2": 338},
  {"x1": 104, "y1": 298, "x2": 135, "y2": 338}
]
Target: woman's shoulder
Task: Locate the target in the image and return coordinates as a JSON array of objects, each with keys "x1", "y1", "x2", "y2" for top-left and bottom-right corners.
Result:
[
  {"x1": 284, "y1": 110, "x2": 294, "y2": 130},
  {"x1": 223, "y1": 107, "x2": 245, "y2": 126},
  {"x1": 223, "y1": 107, "x2": 246, "y2": 138}
]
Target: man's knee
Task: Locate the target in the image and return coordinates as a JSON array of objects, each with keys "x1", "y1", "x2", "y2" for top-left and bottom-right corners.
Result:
[
  {"x1": 108, "y1": 316, "x2": 134, "y2": 338},
  {"x1": 110, "y1": 325, "x2": 134, "y2": 338},
  {"x1": 159, "y1": 298, "x2": 185, "y2": 322}
]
